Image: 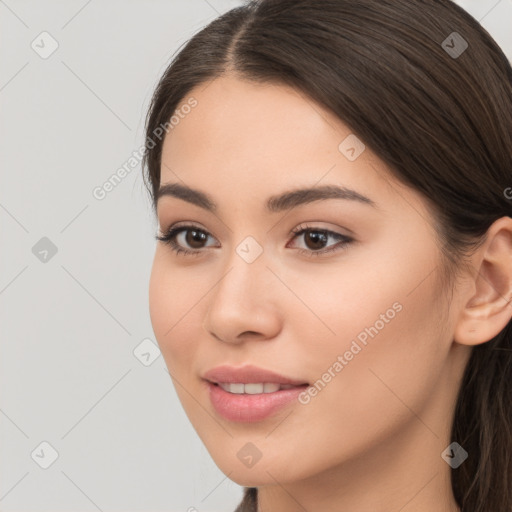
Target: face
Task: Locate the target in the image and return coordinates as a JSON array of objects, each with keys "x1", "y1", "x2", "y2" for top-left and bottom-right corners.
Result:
[{"x1": 149, "y1": 75, "x2": 463, "y2": 486}]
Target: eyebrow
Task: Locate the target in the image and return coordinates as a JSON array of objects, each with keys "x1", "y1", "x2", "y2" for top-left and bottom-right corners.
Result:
[{"x1": 156, "y1": 182, "x2": 377, "y2": 213}]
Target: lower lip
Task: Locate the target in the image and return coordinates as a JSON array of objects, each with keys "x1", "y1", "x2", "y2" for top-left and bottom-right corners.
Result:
[{"x1": 205, "y1": 381, "x2": 308, "y2": 423}]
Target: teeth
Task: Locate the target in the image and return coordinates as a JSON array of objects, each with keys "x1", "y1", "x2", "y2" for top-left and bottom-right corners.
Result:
[
  {"x1": 245, "y1": 383, "x2": 264, "y2": 394},
  {"x1": 218, "y1": 382, "x2": 290, "y2": 394},
  {"x1": 223, "y1": 383, "x2": 245, "y2": 394},
  {"x1": 263, "y1": 383, "x2": 281, "y2": 393}
]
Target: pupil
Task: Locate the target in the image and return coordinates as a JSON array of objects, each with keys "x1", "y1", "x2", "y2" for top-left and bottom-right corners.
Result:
[
  {"x1": 306, "y1": 231, "x2": 327, "y2": 250},
  {"x1": 187, "y1": 230, "x2": 206, "y2": 248}
]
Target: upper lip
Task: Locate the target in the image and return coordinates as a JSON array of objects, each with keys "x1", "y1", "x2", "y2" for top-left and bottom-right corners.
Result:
[{"x1": 203, "y1": 365, "x2": 309, "y2": 386}]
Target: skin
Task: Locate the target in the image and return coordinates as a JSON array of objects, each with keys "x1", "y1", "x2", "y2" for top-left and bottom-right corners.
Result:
[{"x1": 148, "y1": 75, "x2": 512, "y2": 512}]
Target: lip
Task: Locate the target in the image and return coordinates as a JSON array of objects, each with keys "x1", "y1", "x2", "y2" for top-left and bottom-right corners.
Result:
[
  {"x1": 202, "y1": 364, "x2": 309, "y2": 386},
  {"x1": 202, "y1": 365, "x2": 309, "y2": 423},
  {"x1": 204, "y1": 381, "x2": 309, "y2": 422}
]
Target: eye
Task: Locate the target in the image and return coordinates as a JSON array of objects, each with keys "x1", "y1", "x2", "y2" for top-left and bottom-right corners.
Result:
[
  {"x1": 155, "y1": 223, "x2": 217, "y2": 256},
  {"x1": 287, "y1": 223, "x2": 353, "y2": 258},
  {"x1": 155, "y1": 222, "x2": 354, "y2": 258}
]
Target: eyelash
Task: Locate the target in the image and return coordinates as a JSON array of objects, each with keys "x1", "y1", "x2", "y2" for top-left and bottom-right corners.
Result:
[{"x1": 155, "y1": 222, "x2": 353, "y2": 259}]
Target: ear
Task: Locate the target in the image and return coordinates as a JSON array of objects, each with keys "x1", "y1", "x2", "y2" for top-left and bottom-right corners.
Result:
[{"x1": 454, "y1": 216, "x2": 512, "y2": 346}]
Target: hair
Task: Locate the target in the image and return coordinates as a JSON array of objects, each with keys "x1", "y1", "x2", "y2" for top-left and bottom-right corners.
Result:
[{"x1": 141, "y1": 1, "x2": 512, "y2": 510}]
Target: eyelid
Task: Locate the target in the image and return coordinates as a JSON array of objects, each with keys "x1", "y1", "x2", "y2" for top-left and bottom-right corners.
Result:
[
  {"x1": 158, "y1": 220, "x2": 206, "y2": 235},
  {"x1": 288, "y1": 221, "x2": 351, "y2": 236}
]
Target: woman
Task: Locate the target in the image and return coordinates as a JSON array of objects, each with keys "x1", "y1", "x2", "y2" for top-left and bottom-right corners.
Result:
[{"x1": 142, "y1": 1, "x2": 512, "y2": 510}]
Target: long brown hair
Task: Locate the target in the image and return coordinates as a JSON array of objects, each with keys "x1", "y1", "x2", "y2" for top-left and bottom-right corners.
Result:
[{"x1": 141, "y1": 1, "x2": 512, "y2": 510}]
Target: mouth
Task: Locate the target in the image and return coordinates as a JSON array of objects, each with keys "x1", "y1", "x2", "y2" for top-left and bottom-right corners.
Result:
[
  {"x1": 202, "y1": 364, "x2": 309, "y2": 389},
  {"x1": 208, "y1": 381, "x2": 309, "y2": 394},
  {"x1": 205, "y1": 380, "x2": 310, "y2": 422},
  {"x1": 201, "y1": 365, "x2": 310, "y2": 421}
]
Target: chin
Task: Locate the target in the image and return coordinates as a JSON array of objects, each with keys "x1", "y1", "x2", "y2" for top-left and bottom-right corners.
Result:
[{"x1": 224, "y1": 470, "x2": 277, "y2": 487}]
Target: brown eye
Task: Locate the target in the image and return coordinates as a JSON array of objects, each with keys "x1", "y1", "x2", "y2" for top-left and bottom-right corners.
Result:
[
  {"x1": 155, "y1": 224, "x2": 217, "y2": 255},
  {"x1": 185, "y1": 229, "x2": 208, "y2": 249},
  {"x1": 302, "y1": 230, "x2": 328, "y2": 250},
  {"x1": 288, "y1": 224, "x2": 354, "y2": 258}
]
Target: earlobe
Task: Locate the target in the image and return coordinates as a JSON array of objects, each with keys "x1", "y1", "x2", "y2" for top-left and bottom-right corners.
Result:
[{"x1": 454, "y1": 216, "x2": 512, "y2": 346}]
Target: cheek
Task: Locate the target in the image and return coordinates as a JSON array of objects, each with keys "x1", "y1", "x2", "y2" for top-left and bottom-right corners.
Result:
[
  {"x1": 296, "y1": 246, "x2": 447, "y2": 400},
  {"x1": 148, "y1": 253, "x2": 172, "y2": 340},
  {"x1": 297, "y1": 265, "x2": 448, "y2": 448},
  {"x1": 307, "y1": 237, "x2": 444, "y2": 364},
  {"x1": 148, "y1": 253, "x2": 200, "y2": 371}
]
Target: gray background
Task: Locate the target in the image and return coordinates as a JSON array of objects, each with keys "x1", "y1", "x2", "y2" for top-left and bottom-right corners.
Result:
[{"x1": 1, "y1": 1, "x2": 511, "y2": 511}]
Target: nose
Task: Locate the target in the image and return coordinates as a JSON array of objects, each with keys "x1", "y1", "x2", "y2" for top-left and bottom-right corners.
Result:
[{"x1": 202, "y1": 249, "x2": 282, "y2": 344}]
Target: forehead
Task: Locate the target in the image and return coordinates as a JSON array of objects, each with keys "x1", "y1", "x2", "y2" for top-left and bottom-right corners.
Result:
[
  {"x1": 158, "y1": 75, "x2": 425, "y2": 221},
  {"x1": 161, "y1": 75, "x2": 349, "y2": 174}
]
